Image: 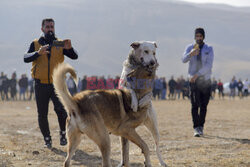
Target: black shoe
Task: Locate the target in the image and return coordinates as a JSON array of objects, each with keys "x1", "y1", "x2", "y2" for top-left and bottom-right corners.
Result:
[
  {"x1": 60, "y1": 131, "x2": 67, "y2": 146},
  {"x1": 44, "y1": 136, "x2": 52, "y2": 149}
]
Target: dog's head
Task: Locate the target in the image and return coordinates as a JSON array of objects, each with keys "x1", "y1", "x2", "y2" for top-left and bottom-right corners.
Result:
[{"x1": 129, "y1": 41, "x2": 158, "y2": 73}]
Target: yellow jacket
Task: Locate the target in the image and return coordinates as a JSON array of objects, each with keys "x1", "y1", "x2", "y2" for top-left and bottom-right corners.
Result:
[{"x1": 31, "y1": 39, "x2": 64, "y2": 84}]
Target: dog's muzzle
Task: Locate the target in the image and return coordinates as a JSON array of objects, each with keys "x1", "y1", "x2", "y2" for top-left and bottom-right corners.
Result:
[{"x1": 143, "y1": 60, "x2": 158, "y2": 73}]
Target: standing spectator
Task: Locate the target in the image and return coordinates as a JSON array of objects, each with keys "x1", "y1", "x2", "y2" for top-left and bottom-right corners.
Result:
[
  {"x1": 179, "y1": 76, "x2": 186, "y2": 99},
  {"x1": 87, "y1": 76, "x2": 97, "y2": 90},
  {"x1": 175, "y1": 78, "x2": 183, "y2": 100},
  {"x1": 81, "y1": 75, "x2": 88, "y2": 91},
  {"x1": 182, "y1": 27, "x2": 214, "y2": 137},
  {"x1": 152, "y1": 77, "x2": 157, "y2": 99},
  {"x1": 94, "y1": 76, "x2": 98, "y2": 90},
  {"x1": 2, "y1": 74, "x2": 9, "y2": 101},
  {"x1": 0, "y1": 72, "x2": 4, "y2": 100},
  {"x1": 243, "y1": 79, "x2": 249, "y2": 97},
  {"x1": 29, "y1": 79, "x2": 34, "y2": 100},
  {"x1": 67, "y1": 76, "x2": 77, "y2": 96},
  {"x1": 18, "y1": 74, "x2": 29, "y2": 100},
  {"x1": 77, "y1": 77, "x2": 82, "y2": 92},
  {"x1": 217, "y1": 79, "x2": 224, "y2": 99},
  {"x1": 211, "y1": 78, "x2": 217, "y2": 99},
  {"x1": 106, "y1": 76, "x2": 114, "y2": 89},
  {"x1": 168, "y1": 76, "x2": 177, "y2": 100},
  {"x1": 161, "y1": 77, "x2": 167, "y2": 100},
  {"x1": 96, "y1": 76, "x2": 105, "y2": 89},
  {"x1": 229, "y1": 77, "x2": 237, "y2": 99},
  {"x1": 114, "y1": 76, "x2": 120, "y2": 89},
  {"x1": 153, "y1": 76, "x2": 162, "y2": 100},
  {"x1": 182, "y1": 78, "x2": 190, "y2": 99},
  {"x1": 237, "y1": 79, "x2": 243, "y2": 99},
  {"x1": 99, "y1": 76, "x2": 106, "y2": 89},
  {"x1": 10, "y1": 72, "x2": 17, "y2": 101},
  {"x1": 23, "y1": 18, "x2": 78, "y2": 148}
]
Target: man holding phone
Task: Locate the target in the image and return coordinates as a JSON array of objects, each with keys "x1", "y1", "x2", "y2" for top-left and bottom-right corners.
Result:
[
  {"x1": 182, "y1": 28, "x2": 214, "y2": 137},
  {"x1": 24, "y1": 18, "x2": 78, "y2": 148}
]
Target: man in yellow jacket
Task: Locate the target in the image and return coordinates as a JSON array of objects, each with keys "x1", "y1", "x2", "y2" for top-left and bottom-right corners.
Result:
[{"x1": 24, "y1": 18, "x2": 78, "y2": 148}]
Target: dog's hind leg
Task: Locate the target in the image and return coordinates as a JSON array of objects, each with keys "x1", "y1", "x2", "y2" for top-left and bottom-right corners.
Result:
[
  {"x1": 64, "y1": 119, "x2": 82, "y2": 167},
  {"x1": 144, "y1": 105, "x2": 167, "y2": 167},
  {"x1": 122, "y1": 129, "x2": 152, "y2": 167},
  {"x1": 85, "y1": 121, "x2": 111, "y2": 167},
  {"x1": 118, "y1": 137, "x2": 130, "y2": 167}
]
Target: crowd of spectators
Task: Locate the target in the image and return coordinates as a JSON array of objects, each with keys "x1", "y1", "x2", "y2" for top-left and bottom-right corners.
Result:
[
  {"x1": 0, "y1": 72, "x2": 34, "y2": 101},
  {"x1": 0, "y1": 71, "x2": 249, "y2": 101}
]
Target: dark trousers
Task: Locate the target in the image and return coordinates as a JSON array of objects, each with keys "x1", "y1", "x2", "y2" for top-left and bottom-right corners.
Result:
[
  {"x1": 190, "y1": 80, "x2": 211, "y2": 129},
  {"x1": 35, "y1": 80, "x2": 67, "y2": 139},
  {"x1": 169, "y1": 88, "x2": 175, "y2": 99}
]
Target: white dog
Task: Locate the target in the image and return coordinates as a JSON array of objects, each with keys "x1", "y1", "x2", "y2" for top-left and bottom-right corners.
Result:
[{"x1": 118, "y1": 41, "x2": 167, "y2": 167}]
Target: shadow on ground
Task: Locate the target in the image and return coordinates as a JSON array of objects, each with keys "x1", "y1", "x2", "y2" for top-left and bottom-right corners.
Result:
[
  {"x1": 203, "y1": 135, "x2": 250, "y2": 144},
  {"x1": 51, "y1": 147, "x2": 144, "y2": 167}
]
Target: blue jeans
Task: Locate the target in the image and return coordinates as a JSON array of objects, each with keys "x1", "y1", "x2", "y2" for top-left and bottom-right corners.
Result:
[{"x1": 161, "y1": 89, "x2": 166, "y2": 99}]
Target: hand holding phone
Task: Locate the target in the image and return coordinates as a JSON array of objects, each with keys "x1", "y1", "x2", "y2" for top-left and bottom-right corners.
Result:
[
  {"x1": 38, "y1": 44, "x2": 50, "y2": 55},
  {"x1": 189, "y1": 44, "x2": 200, "y2": 57}
]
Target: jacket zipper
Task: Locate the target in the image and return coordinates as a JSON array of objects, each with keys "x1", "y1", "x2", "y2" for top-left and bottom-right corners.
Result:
[
  {"x1": 48, "y1": 47, "x2": 51, "y2": 84},
  {"x1": 48, "y1": 57, "x2": 50, "y2": 84}
]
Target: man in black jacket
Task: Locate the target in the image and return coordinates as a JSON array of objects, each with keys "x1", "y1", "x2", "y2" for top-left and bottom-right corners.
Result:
[{"x1": 24, "y1": 18, "x2": 78, "y2": 148}]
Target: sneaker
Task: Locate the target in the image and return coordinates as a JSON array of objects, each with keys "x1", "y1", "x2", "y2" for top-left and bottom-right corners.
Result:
[
  {"x1": 194, "y1": 128, "x2": 200, "y2": 137},
  {"x1": 44, "y1": 136, "x2": 52, "y2": 149},
  {"x1": 198, "y1": 127, "x2": 203, "y2": 136},
  {"x1": 60, "y1": 131, "x2": 67, "y2": 146}
]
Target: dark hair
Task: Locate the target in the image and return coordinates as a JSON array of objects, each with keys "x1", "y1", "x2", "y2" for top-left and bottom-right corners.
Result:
[
  {"x1": 42, "y1": 18, "x2": 54, "y2": 27},
  {"x1": 195, "y1": 27, "x2": 205, "y2": 38}
]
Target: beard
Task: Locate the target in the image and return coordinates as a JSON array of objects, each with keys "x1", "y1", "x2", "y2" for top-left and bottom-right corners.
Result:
[
  {"x1": 44, "y1": 31, "x2": 56, "y2": 44},
  {"x1": 196, "y1": 39, "x2": 204, "y2": 45}
]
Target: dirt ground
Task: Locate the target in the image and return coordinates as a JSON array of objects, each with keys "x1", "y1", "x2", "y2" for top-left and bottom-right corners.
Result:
[{"x1": 0, "y1": 97, "x2": 249, "y2": 167}]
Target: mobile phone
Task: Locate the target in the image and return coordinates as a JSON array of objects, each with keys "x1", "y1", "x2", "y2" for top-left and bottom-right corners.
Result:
[{"x1": 52, "y1": 40, "x2": 65, "y2": 47}]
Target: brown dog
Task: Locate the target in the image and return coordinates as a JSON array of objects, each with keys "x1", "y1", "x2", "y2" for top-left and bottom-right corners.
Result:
[{"x1": 53, "y1": 42, "x2": 166, "y2": 167}]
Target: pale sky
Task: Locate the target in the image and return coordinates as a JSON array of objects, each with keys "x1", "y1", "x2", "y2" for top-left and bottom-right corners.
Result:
[{"x1": 177, "y1": 0, "x2": 250, "y2": 7}]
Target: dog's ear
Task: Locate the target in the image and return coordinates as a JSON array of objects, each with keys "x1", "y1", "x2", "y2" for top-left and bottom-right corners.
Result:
[
  {"x1": 154, "y1": 42, "x2": 157, "y2": 48},
  {"x1": 130, "y1": 42, "x2": 140, "y2": 50}
]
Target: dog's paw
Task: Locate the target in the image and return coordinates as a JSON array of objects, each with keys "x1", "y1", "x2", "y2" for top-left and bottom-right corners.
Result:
[
  {"x1": 144, "y1": 161, "x2": 152, "y2": 167},
  {"x1": 117, "y1": 162, "x2": 131, "y2": 167},
  {"x1": 160, "y1": 162, "x2": 168, "y2": 167},
  {"x1": 117, "y1": 163, "x2": 123, "y2": 167}
]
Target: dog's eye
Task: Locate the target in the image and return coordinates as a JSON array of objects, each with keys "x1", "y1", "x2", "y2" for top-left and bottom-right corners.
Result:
[{"x1": 144, "y1": 50, "x2": 149, "y2": 54}]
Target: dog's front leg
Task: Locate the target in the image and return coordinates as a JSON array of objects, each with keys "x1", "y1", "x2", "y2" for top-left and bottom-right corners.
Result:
[
  {"x1": 118, "y1": 137, "x2": 130, "y2": 167},
  {"x1": 144, "y1": 104, "x2": 167, "y2": 167},
  {"x1": 130, "y1": 89, "x2": 138, "y2": 112},
  {"x1": 122, "y1": 129, "x2": 152, "y2": 167}
]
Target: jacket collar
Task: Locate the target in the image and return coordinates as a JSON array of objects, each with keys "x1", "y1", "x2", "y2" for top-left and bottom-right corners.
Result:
[{"x1": 38, "y1": 33, "x2": 58, "y2": 45}]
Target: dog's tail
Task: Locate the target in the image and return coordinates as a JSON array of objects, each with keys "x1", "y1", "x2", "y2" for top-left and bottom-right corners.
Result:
[{"x1": 53, "y1": 63, "x2": 78, "y2": 114}]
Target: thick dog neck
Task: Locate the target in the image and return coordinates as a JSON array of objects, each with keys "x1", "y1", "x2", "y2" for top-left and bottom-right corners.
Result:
[{"x1": 126, "y1": 66, "x2": 156, "y2": 100}]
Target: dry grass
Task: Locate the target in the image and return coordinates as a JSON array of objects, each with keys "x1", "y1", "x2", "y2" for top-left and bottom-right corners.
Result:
[{"x1": 0, "y1": 97, "x2": 249, "y2": 167}]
